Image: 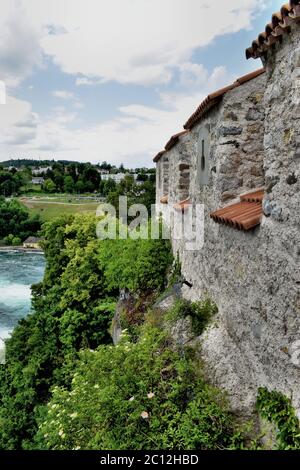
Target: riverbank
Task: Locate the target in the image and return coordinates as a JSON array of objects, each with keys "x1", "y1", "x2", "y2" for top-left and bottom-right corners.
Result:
[{"x1": 0, "y1": 246, "x2": 44, "y2": 254}]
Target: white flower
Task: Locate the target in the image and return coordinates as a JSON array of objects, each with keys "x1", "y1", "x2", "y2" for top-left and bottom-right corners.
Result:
[
  {"x1": 70, "y1": 412, "x2": 78, "y2": 419},
  {"x1": 129, "y1": 396, "x2": 135, "y2": 402},
  {"x1": 94, "y1": 384, "x2": 100, "y2": 389},
  {"x1": 147, "y1": 392, "x2": 155, "y2": 399},
  {"x1": 73, "y1": 446, "x2": 81, "y2": 450},
  {"x1": 58, "y1": 429, "x2": 65, "y2": 438},
  {"x1": 141, "y1": 411, "x2": 149, "y2": 419},
  {"x1": 44, "y1": 433, "x2": 48, "y2": 438}
]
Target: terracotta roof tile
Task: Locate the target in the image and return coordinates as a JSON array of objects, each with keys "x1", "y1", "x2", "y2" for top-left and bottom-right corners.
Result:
[
  {"x1": 240, "y1": 189, "x2": 264, "y2": 203},
  {"x1": 153, "y1": 131, "x2": 189, "y2": 163},
  {"x1": 160, "y1": 195, "x2": 168, "y2": 204},
  {"x1": 173, "y1": 198, "x2": 191, "y2": 213},
  {"x1": 210, "y1": 190, "x2": 265, "y2": 231},
  {"x1": 246, "y1": 1, "x2": 300, "y2": 59},
  {"x1": 165, "y1": 130, "x2": 189, "y2": 151},
  {"x1": 153, "y1": 150, "x2": 166, "y2": 163},
  {"x1": 183, "y1": 68, "x2": 265, "y2": 130}
]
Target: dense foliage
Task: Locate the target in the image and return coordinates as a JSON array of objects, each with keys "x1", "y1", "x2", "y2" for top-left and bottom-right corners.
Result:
[
  {"x1": 0, "y1": 214, "x2": 172, "y2": 449},
  {"x1": 0, "y1": 169, "x2": 25, "y2": 196},
  {"x1": 105, "y1": 176, "x2": 156, "y2": 215},
  {"x1": 1, "y1": 160, "x2": 155, "y2": 199},
  {"x1": 34, "y1": 324, "x2": 239, "y2": 450},
  {"x1": 0, "y1": 197, "x2": 41, "y2": 241},
  {"x1": 256, "y1": 387, "x2": 300, "y2": 449}
]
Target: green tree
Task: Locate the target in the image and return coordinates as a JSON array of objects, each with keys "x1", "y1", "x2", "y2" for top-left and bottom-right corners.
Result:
[
  {"x1": 43, "y1": 178, "x2": 56, "y2": 193},
  {"x1": 0, "y1": 198, "x2": 41, "y2": 240},
  {"x1": 63, "y1": 175, "x2": 75, "y2": 193}
]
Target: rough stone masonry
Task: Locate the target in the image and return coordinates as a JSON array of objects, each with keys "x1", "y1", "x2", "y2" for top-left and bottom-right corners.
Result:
[{"x1": 154, "y1": 3, "x2": 300, "y2": 416}]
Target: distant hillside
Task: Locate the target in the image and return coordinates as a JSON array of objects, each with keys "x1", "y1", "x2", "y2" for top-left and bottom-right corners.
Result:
[{"x1": 1, "y1": 159, "x2": 78, "y2": 168}]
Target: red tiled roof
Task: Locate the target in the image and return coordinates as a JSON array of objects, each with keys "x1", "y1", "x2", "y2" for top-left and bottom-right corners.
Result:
[
  {"x1": 183, "y1": 69, "x2": 265, "y2": 130},
  {"x1": 160, "y1": 195, "x2": 168, "y2": 204},
  {"x1": 240, "y1": 189, "x2": 264, "y2": 203},
  {"x1": 153, "y1": 150, "x2": 166, "y2": 163},
  {"x1": 246, "y1": 1, "x2": 300, "y2": 59},
  {"x1": 210, "y1": 190, "x2": 264, "y2": 231},
  {"x1": 165, "y1": 130, "x2": 189, "y2": 151},
  {"x1": 153, "y1": 131, "x2": 189, "y2": 163},
  {"x1": 173, "y1": 198, "x2": 191, "y2": 213}
]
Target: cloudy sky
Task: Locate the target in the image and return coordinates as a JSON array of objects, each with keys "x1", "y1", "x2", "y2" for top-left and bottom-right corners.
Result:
[{"x1": 0, "y1": 0, "x2": 282, "y2": 167}]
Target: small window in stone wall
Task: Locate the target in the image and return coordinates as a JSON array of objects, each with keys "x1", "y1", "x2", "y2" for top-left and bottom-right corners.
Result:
[
  {"x1": 157, "y1": 161, "x2": 162, "y2": 190},
  {"x1": 201, "y1": 139, "x2": 206, "y2": 171},
  {"x1": 161, "y1": 155, "x2": 170, "y2": 195},
  {"x1": 197, "y1": 126, "x2": 210, "y2": 186}
]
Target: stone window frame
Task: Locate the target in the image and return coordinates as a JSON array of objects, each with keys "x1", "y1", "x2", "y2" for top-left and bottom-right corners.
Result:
[{"x1": 197, "y1": 124, "x2": 210, "y2": 186}]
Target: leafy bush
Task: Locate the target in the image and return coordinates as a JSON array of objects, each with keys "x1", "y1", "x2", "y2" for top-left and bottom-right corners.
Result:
[
  {"x1": 4, "y1": 234, "x2": 22, "y2": 246},
  {"x1": 0, "y1": 214, "x2": 173, "y2": 449},
  {"x1": 0, "y1": 197, "x2": 41, "y2": 241},
  {"x1": 99, "y1": 229, "x2": 172, "y2": 293},
  {"x1": 256, "y1": 387, "x2": 300, "y2": 450},
  {"x1": 167, "y1": 298, "x2": 218, "y2": 335},
  {"x1": 34, "y1": 325, "x2": 238, "y2": 450}
]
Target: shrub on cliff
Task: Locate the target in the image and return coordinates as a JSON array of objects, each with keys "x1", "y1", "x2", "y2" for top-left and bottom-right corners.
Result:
[
  {"x1": 256, "y1": 388, "x2": 300, "y2": 450},
  {"x1": 167, "y1": 298, "x2": 218, "y2": 335},
  {"x1": 34, "y1": 325, "x2": 238, "y2": 450}
]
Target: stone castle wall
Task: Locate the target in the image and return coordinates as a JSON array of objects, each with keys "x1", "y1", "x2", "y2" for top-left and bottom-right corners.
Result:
[{"x1": 157, "y1": 25, "x2": 300, "y2": 415}]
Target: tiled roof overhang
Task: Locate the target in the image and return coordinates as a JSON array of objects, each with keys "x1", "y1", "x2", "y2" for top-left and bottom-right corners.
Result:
[
  {"x1": 246, "y1": 1, "x2": 300, "y2": 59},
  {"x1": 165, "y1": 130, "x2": 189, "y2": 151},
  {"x1": 183, "y1": 68, "x2": 265, "y2": 130},
  {"x1": 153, "y1": 130, "x2": 189, "y2": 163},
  {"x1": 210, "y1": 190, "x2": 264, "y2": 231},
  {"x1": 173, "y1": 198, "x2": 191, "y2": 213},
  {"x1": 153, "y1": 150, "x2": 166, "y2": 163}
]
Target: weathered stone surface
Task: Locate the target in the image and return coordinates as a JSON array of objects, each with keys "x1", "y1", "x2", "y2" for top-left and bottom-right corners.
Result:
[
  {"x1": 246, "y1": 107, "x2": 264, "y2": 121},
  {"x1": 111, "y1": 290, "x2": 133, "y2": 345},
  {"x1": 179, "y1": 163, "x2": 190, "y2": 171},
  {"x1": 221, "y1": 191, "x2": 237, "y2": 202},
  {"x1": 286, "y1": 173, "x2": 298, "y2": 185},
  {"x1": 156, "y1": 23, "x2": 300, "y2": 417},
  {"x1": 219, "y1": 125, "x2": 243, "y2": 137}
]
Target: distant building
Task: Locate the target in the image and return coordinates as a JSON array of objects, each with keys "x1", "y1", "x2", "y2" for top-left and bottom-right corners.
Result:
[
  {"x1": 23, "y1": 237, "x2": 43, "y2": 249},
  {"x1": 31, "y1": 177, "x2": 44, "y2": 185},
  {"x1": 101, "y1": 173, "x2": 126, "y2": 184},
  {"x1": 32, "y1": 166, "x2": 52, "y2": 176}
]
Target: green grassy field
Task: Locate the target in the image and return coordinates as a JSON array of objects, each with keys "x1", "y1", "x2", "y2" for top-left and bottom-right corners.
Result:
[{"x1": 19, "y1": 197, "x2": 101, "y2": 221}]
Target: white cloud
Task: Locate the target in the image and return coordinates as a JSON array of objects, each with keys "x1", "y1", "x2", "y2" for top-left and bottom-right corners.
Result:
[
  {"x1": 0, "y1": 0, "x2": 265, "y2": 87},
  {"x1": 0, "y1": 65, "x2": 236, "y2": 165},
  {"x1": 0, "y1": 0, "x2": 269, "y2": 165},
  {"x1": 52, "y1": 90, "x2": 84, "y2": 110},
  {"x1": 0, "y1": 2, "x2": 43, "y2": 87},
  {"x1": 0, "y1": 95, "x2": 37, "y2": 147},
  {"x1": 53, "y1": 90, "x2": 75, "y2": 100},
  {"x1": 75, "y1": 77, "x2": 102, "y2": 86}
]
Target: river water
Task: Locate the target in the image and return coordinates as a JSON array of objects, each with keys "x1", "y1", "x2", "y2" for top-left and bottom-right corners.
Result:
[{"x1": 0, "y1": 251, "x2": 45, "y2": 360}]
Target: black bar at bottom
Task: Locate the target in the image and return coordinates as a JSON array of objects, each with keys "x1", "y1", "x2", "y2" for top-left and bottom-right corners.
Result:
[{"x1": 0, "y1": 450, "x2": 299, "y2": 467}]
